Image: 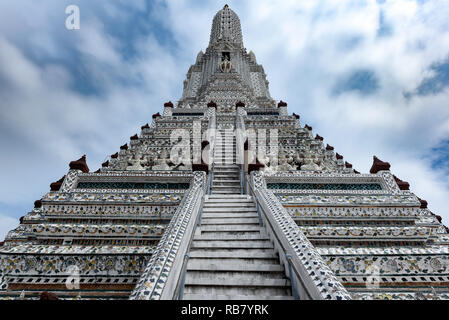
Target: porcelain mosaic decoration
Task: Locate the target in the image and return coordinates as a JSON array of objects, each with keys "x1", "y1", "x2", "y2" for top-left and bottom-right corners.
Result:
[{"x1": 0, "y1": 5, "x2": 448, "y2": 300}]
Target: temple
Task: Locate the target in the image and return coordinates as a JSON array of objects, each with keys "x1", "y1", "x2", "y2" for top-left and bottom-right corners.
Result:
[{"x1": 1, "y1": 5, "x2": 448, "y2": 300}]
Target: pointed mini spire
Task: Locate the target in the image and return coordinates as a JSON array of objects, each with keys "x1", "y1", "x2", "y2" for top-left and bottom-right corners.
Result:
[
  {"x1": 417, "y1": 197, "x2": 428, "y2": 209},
  {"x1": 164, "y1": 101, "x2": 174, "y2": 108},
  {"x1": 336, "y1": 153, "x2": 343, "y2": 160},
  {"x1": 34, "y1": 200, "x2": 42, "y2": 208},
  {"x1": 130, "y1": 134, "x2": 138, "y2": 141},
  {"x1": 292, "y1": 113, "x2": 300, "y2": 119},
  {"x1": 370, "y1": 156, "x2": 390, "y2": 174},
  {"x1": 141, "y1": 123, "x2": 150, "y2": 130},
  {"x1": 277, "y1": 101, "x2": 287, "y2": 108},
  {"x1": 393, "y1": 175, "x2": 410, "y2": 190},
  {"x1": 69, "y1": 155, "x2": 89, "y2": 173},
  {"x1": 345, "y1": 161, "x2": 352, "y2": 169},
  {"x1": 315, "y1": 134, "x2": 323, "y2": 141},
  {"x1": 326, "y1": 144, "x2": 334, "y2": 151},
  {"x1": 152, "y1": 112, "x2": 161, "y2": 119},
  {"x1": 120, "y1": 144, "x2": 128, "y2": 150},
  {"x1": 102, "y1": 160, "x2": 109, "y2": 168},
  {"x1": 50, "y1": 176, "x2": 66, "y2": 191},
  {"x1": 111, "y1": 152, "x2": 118, "y2": 159},
  {"x1": 207, "y1": 101, "x2": 217, "y2": 108},
  {"x1": 304, "y1": 124, "x2": 312, "y2": 131}
]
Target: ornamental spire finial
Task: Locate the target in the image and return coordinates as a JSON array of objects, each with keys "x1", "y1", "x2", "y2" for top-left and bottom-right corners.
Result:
[{"x1": 209, "y1": 5, "x2": 243, "y2": 48}]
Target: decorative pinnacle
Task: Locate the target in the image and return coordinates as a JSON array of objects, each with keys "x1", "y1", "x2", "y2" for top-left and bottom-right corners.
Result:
[
  {"x1": 224, "y1": 4, "x2": 229, "y2": 9},
  {"x1": 34, "y1": 200, "x2": 42, "y2": 208},
  {"x1": 164, "y1": 101, "x2": 174, "y2": 108},
  {"x1": 207, "y1": 101, "x2": 217, "y2": 108},
  {"x1": 277, "y1": 101, "x2": 287, "y2": 108},
  {"x1": 370, "y1": 156, "x2": 391, "y2": 174},
  {"x1": 69, "y1": 155, "x2": 89, "y2": 173},
  {"x1": 393, "y1": 175, "x2": 410, "y2": 190}
]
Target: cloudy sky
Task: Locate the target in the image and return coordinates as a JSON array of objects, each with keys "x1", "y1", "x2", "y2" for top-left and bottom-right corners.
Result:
[{"x1": 0, "y1": 0, "x2": 448, "y2": 240}]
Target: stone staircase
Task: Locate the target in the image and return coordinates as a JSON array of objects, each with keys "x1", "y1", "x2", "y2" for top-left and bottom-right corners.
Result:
[{"x1": 182, "y1": 127, "x2": 293, "y2": 300}]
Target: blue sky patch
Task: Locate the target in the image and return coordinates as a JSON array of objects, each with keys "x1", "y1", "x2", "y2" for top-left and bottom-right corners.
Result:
[
  {"x1": 377, "y1": 10, "x2": 393, "y2": 37},
  {"x1": 333, "y1": 69, "x2": 380, "y2": 95},
  {"x1": 416, "y1": 57, "x2": 449, "y2": 96},
  {"x1": 429, "y1": 140, "x2": 449, "y2": 174}
]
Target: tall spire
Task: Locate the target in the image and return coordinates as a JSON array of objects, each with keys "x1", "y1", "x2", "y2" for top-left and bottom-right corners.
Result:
[
  {"x1": 178, "y1": 5, "x2": 275, "y2": 110},
  {"x1": 209, "y1": 5, "x2": 243, "y2": 48}
]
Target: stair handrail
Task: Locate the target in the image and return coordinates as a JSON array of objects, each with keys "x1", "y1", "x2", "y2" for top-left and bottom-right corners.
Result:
[
  {"x1": 235, "y1": 107, "x2": 246, "y2": 194},
  {"x1": 207, "y1": 108, "x2": 217, "y2": 195},
  {"x1": 248, "y1": 171, "x2": 352, "y2": 300},
  {"x1": 130, "y1": 172, "x2": 206, "y2": 300}
]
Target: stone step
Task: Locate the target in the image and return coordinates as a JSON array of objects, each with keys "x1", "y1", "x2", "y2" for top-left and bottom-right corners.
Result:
[
  {"x1": 201, "y1": 220, "x2": 259, "y2": 226},
  {"x1": 191, "y1": 240, "x2": 273, "y2": 249},
  {"x1": 211, "y1": 188, "x2": 241, "y2": 195},
  {"x1": 194, "y1": 234, "x2": 268, "y2": 241},
  {"x1": 203, "y1": 207, "x2": 256, "y2": 212},
  {"x1": 187, "y1": 257, "x2": 279, "y2": 266},
  {"x1": 213, "y1": 165, "x2": 237, "y2": 167},
  {"x1": 204, "y1": 200, "x2": 254, "y2": 208},
  {"x1": 211, "y1": 191, "x2": 241, "y2": 195},
  {"x1": 213, "y1": 181, "x2": 241, "y2": 186},
  {"x1": 200, "y1": 220, "x2": 259, "y2": 226},
  {"x1": 200, "y1": 218, "x2": 259, "y2": 225},
  {"x1": 185, "y1": 277, "x2": 291, "y2": 288},
  {"x1": 203, "y1": 202, "x2": 255, "y2": 207},
  {"x1": 210, "y1": 185, "x2": 241, "y2": 189},
  {"x1": 183, "y1": 293, "x2": 294, "y2": 300},
  {"x1": 202, "y1": 213, "x2": 258, "y2": 219},
  {"x1": 202, "y1": 210, "x2": 258, "y2": 216},
  {"x1": 212, "y1": 185, "x2": 241, "y2": 189},
  {"x1": 214, "y1": 165, "x2": 239, "y2": 168},
  {"x1": 199, "y1": 230, "x2": 265, "y2": 238},
  {"x1": 207, "y1": 195, "x2": 252, "y2": 199},
  {"x1": 183, "y1": 285, "x2": 291, "y2": 297},
  {"x1": 185, "y1": 270, "x2": 287, "y2": 283},
  {"x1": 211, "y1": 181, "x2": 240, "y2": 184},
  {"x1": 188, "y1": 249, "x2": 277, "y2": 259},
  {"x1": 204, "y1": 202, "x2": 253, "y2": 206},
  {"x1": 199, "y1": 225, "x2": 263, "y2": 233}
]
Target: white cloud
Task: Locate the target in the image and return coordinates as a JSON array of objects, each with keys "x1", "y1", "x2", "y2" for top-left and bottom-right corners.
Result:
[
  {"x1": 0, "y1": 0, "x2": 448, "y2": 231},
  {"x1": 0, "y1": 214, "x2": 18, "y2": 242},
  {"x1": 158, "y1": 0, "x2": 449, "y2": 221}
]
